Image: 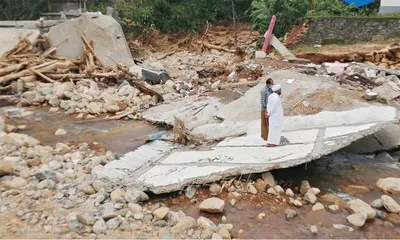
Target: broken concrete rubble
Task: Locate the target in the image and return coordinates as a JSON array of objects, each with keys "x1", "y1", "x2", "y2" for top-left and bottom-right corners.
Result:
[
  {"x1": 47, "y1": 15, "x2": 134, "y2": 67},
  {"x1": 98, "y1": 106, "x2": 398, "y2": 194},
  {"x1": 0, "y1": 28, "x2": 40, "y2": 58}
]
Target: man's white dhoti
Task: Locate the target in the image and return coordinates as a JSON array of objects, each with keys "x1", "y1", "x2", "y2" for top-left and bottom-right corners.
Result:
[
  {"x1": 267, "y1": 125, "x2": 282, "y2": 145},
  {"x1": 266, "y1": 91, "x2": 284, "y2": 145}
]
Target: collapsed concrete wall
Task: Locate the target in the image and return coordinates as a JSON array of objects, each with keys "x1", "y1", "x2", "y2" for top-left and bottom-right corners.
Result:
[
  {"x1": 47, "y1": 15, "x2": 134, "y2": 67},
  {"x1": 0, "y1": 29, "x2": 40, "y2": 58},
  {"x1": 288, "y1": 17, "x2": 400, "y2": 46}
]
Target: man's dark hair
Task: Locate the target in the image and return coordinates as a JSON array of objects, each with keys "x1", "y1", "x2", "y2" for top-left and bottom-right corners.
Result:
[{"x1": 266, "y1": 78, "x2": 273, "y2": 85}]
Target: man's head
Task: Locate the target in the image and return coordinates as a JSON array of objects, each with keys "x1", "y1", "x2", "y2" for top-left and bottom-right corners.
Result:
[
  {"x1": 272, "y1": 84, "x2": 282, "y2": 95},
  {"x1": 266, "y1": 78, "x2": 274, "y2": 88}
]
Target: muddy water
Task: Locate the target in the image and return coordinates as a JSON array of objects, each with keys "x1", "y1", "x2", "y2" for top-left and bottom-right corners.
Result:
[
  {"x1": 153, "y1": 152, "x2": 400, "y2": 239},
  {"x1": 1, "y1": 107, "x2": 165, "y2": 156}
]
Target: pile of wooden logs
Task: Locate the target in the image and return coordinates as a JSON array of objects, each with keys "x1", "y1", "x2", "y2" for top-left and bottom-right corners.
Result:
[
  {"x1": 364, "y1": 44, "x2": 400, "y2": 70},
  {"x1": 0, "y1": 36, "x2": 163, "y2": 101}
]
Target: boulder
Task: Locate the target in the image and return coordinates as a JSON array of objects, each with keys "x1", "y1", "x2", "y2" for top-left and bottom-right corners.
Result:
[
  {"x1": 199, "y1": 198, "x2": 225, "y2": 213},
  {"x1": 312, "y1": 202, "x2": 325, "y2": 211},
  {"x1": 347, "y1": 199, "x2": 376, "y2": 219},
  {"x1": 381, "y1": 195, "x2": 400, "y2": 213},
  {"x1": 377, "y1": 178, "x2": 400, "y2": 194},
  {"x1": 307, "y1": 188, "x2": 321, "y2": 196}
]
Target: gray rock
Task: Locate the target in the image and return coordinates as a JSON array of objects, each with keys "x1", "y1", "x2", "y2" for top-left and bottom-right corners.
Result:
[
  {"x1": 95, "y1": 188, "x2": 107, "y2": 204},
  {"x1": 106, "y1": 218, "x2": 121, "y2": 230},
  {"x1": 124, "y1": 188, "x2": 149, "y2": 203},
  {"x1": 37, "y1": 179, "x2": 56, "y2": 190},
  {"x1": 80, "y1": 184, "x2": 96, "y2": 195},
  {"x1": 197, "y1": 216, "x2": 216, "y2": 230},
  {"x1": 93, "y1": 219, "x2": 107, "y2": 234},
  {"x1": 102, "y1": 212, "x2": 118, "y2": 220},
  {"x1": 68, "y1": 219, "x2": 85, "y2": 233},
  {"x1": 115, "y1": 209, "x2": 128, "y2": 217},
  {"x1": 185, "y1": 185, "x2": 197, "y2": 199},
  {"x1": 284, "y1": 209, "x2": 298, "y2": 219},
  {"x1": 171, "y1": 216, "x2": 196, "y2": 234},
  {"x1": 153, "y1": 220, "x2": 168, "y2": 227},
  {"x1": 143, "y1": 214, "x2": 153, "y2": 223},
  {"x1": 92, "y1": 180, "x2": 106, "y2": 192},
  {"x1": 48, "y1": 160, "x2": 62, "y2": 170},
  {"x1": 77, "y1": 213, "x2": 96, "y2": 226},
  {"x1": 35, "y1": 170, "x2": 59, "y2": 182},
  {"x1": 333, "y1": 224, "x2": 354, "y2": 232}
]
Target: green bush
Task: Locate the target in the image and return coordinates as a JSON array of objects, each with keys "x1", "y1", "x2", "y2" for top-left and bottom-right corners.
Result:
[{"x1": 0, "y1": 0, "x2": 48, "y2": 20}]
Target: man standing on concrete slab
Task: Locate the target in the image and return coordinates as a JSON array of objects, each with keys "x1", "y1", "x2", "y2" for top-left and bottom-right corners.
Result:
[
  {"x1": 267, "y1": 84, "x2": 284, "y2": 147},
  {"x1": 260, "y1": 78, "x2": 274, "y2": 140}
]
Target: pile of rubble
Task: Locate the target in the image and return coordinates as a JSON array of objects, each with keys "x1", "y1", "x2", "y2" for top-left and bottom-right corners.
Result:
[{"x1": 363, "y1": 44, "x2": 400, "y2": 70}]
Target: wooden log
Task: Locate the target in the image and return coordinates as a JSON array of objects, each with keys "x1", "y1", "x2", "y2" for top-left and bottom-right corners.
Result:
[
  {"x1": 81, "y1": 36, "x2": 104, "y2": 67},
  {"x1": 0, "y1": 63, "x2": 28, "y2": 77},
  {"x1": 131, "y1": 81, "x2": 164, "y2": 102},
  {"x1": 29, "y1": 68, "x2": 57, "y2": 83},
  {"x1": 198, "y1": 41, "x2": 236, "y2": 53}
]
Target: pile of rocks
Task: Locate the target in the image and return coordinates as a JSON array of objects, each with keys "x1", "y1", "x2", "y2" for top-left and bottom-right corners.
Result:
[{"x1": 18, "y1": 80, "x2": 159, "y2": 119}]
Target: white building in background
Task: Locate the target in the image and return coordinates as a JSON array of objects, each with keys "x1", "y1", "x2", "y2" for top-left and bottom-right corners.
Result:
[{"x1": 380, "y1": 0, "x2": 400, "y2": 14}]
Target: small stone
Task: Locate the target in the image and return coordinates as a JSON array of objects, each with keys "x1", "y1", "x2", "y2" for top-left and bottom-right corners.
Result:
[
  {"x1": 228, "y1": 192, "x2": 242, "y2": 200},
  {"x1": 106, "y1": 218, "x2": 121, "y2": 230},
  {"x1": 310, "y1": 225, "x2": 318, "y2": 235},
  {"x1": 110, "y1": 188, "x2": 125, "y2": 202},
  {"x1": 328, "y1": 205, "x2": 339, "y2": 212},
  {"x1": 218, "y1": 227, "x2": 231, "y2": 239},
  {"x1": 80, "y1": 184, "x2": 96, "y2": 195},
  {"x1": 371, "y1": 199, "x2": 383, "y2": 208},
  {"x1": 285, "y1": 188, "x2": 294, "y2": 197},
  {"x1": 153, "y1": 220, "x2": 167, "y2": 227},
  {"x1": 333, "y1": 224, "x2": 354, "y2": 232},
  {"x1": 134, "y1": 213, "x2": 144, "y2": 220},
  {"x1": 209, "y1": 183, "x2": 222, "y2": 194},
  {"x1": 247, "y1": 184, "x2": 258, "y2": 194},
  {"x1": 128, "y1": 203, "x2": 142, "y2": 214},
  {"x1": 153, "y1": 207, "x2": 170, "y2": 220},
  {"x1": 27, "y1": 158, "x2": 41, "y2": 167},
  {"x1": 0, "y1": 161, "x2": 13, "y2": 176},
  {"x1": 221, "y1": 216, "x2": 227, "y2": 223},
  {"x1": 384, "y1": 221, "x2": 394, "y2": 228},
  {"x1": 347, "y1": 212, "x2": 367, "y2": 227},
  {"x1": 258, "y1": 212, "x2": 266, "y2": 219},
  {"x1": 285, "y1": 209, "x2": 298, "y2": 219},
  {"x1": 238, "y1": 229, "x2": 244, "y2": 234},
  {"x1": 255, "y1": 179, "x2": 267, "y2": 192},
  {"x1": 300, "y1": 180, "x2": 311, "y2": 194},
  {"x1": 55, "y1": 128, "x2": 68, "y2": 136},
  {"x1": 124, "y1": 188, "x2": 149, "y2": 203},
  {"x1": 312, "y1": 202, "x2": 325, "y2": 211},
  {"x1": 37, "y1": 179, "x2": 56, "y2": 190},
  {"x1": 267, "y1": 187, "x2": 277, "y2": 195},
  {"x1": 68, "y1": 219, "x2": 84, "y2": 233},
  {"x1": 77, "y1": 213, "x2": 96, "y2": 226},
  {"x1": 274, "y1": 185, "x2": 284, "y2": 194},
  {"x1": 10, "y1": 177, "x2": 27, "y2": 189},
  {"x1": 212, "y1": 233, "x2": 223, "y2": 240},
  {"x1": 197, "y1": 216, "x2": 216, "y2": 230},
  {"x1": 48, "y1": 107, "x2": 59, "y2": 114},
  {"x1": 304, "y1": 193, "x2": 318, "y2": 204},
  {"x1": 171, "y1": 216, "x2": 196, "y2": 234},
  {"x1": 381, "y1": 195, "x2": 400, "y2": 213},
  {"x1": 199, "y1": 198, "x2": 225, "y2": 213},
  {"x1": 376, "y1": 177, "x2": 400, "y2": 194},
  {"x1": 262, "y1": 172, "x2": 275, "y2": 187},
  {"x1": 185, "y1": 185, "x2": 197, "y2": 199},
  {"x1": 290, "y1": 198, "x2": 303, "y2": 207},
  {"x1": 307, "y1": 188, "x2": 321, "y2": 196},
  {"x1": 48, "y1": 160, "x2": 62, "y2": 170},
  {"x1": 230, "y1": 199, "x2": 236, "y2": 206},
  {"x1": 102, "y1": 212, "x2": 118, "y2": 220}
]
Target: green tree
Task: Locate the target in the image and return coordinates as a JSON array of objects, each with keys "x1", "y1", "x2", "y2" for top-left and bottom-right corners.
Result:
[
  {"x1": 0, "y1": 0, "x2": 49, "y2": 20},
  {"x1": 250, "y1": 0, "x2": 309, "y2": 37}
]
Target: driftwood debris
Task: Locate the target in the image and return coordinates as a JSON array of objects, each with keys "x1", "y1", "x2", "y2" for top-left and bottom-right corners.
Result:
[{"x1": 0, "y1": 36, "x2": 163, "y2": 103}]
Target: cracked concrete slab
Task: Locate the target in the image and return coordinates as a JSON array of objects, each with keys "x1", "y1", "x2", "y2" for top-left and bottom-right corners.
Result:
[{"x1": 0, "y1": 28, "x2": 40, "y2": 58}]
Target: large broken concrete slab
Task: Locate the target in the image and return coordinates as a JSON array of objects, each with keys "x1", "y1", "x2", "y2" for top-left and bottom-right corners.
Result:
[
  {"x1": 0, "y1": 28, "x2": 40, "y2": 58},
  {"x1": 47, "y1": 15, "x2": 134, "y2": 67},
  {"x1": 99, "y1": 106, "x2": 398, "y2": 194},
  {"x1": 142, "y1": 96, "x2": 223, "y2": 130}
]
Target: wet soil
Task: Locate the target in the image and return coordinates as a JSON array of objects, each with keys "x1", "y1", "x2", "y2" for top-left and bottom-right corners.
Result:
[{"x1": 152, "y1": 151, "x2": 400, "y2": 239}]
